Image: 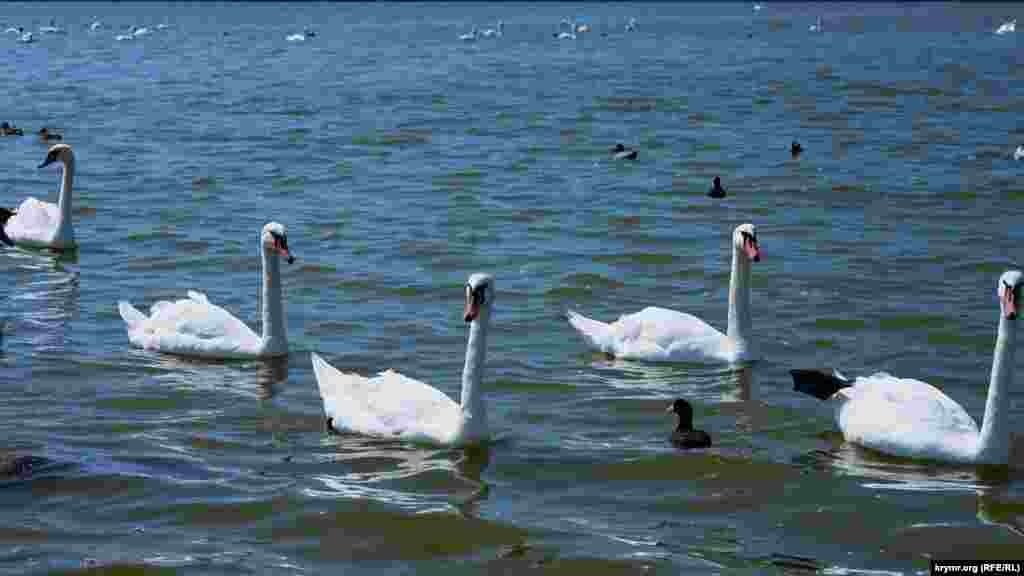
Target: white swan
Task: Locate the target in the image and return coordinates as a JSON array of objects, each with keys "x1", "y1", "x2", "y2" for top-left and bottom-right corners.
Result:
[
  {"x1": 791, "y1": 270, "x2": 1022, "y2": 466},
  {"x1": 286, "y1": 33, "x2": 306, "y2": 42},
  {"x1": 996, "y1": 19, "x2": 1016, "y2": 35},
  {"x1": 39, "y1": 20, "x2": 64, "y2": 34},
  {"x1": 809, "y1": 16, "x2": 822, "y2": 32},
  {"x1": 132, "y1": 26, "x2": 150, "y2": 37},
  {"x1": 118, "y1": 222, "x2": 296, "y2": 359},
  {"x1": 480, "y1": 20, "x2": 503, "y2": 38},
  {"x1": 18, "y1": 30, "x2": 34, "y2": 43},
  {"x1": 4, "y1": 27, "x2": 19, "y2": 34},
  {"x1": 625, "y1": 17, "x2": 638, "y2": 32},
  {"x1": 556, "y1": 18, "x2": 577, "y2": 40},
  {"x1": 567, "y1": 223, "x2": 762, "y2": 363},
  {"x1": 1015, "y1": 145, "x2": 1024, "y2": 161},
  {"x1": 89, "y1": 20, "x2": 102, "y2": 31},
  {"x1": 314, "y1": 273, "x2": 495, "y2": 447},
  {"x1": 459, "y1": 26, "x2": 478, "y2": 42},
  {"x1": 3, "y1": 144, "x2": 76, "y2": 250}
]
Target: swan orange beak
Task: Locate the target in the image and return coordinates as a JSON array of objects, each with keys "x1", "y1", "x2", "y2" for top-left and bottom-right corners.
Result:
[
  {"x1": 744, "y1": 238, "x2": 761, "y2": 262},
  {"x1": 464, "y1": 290, "x2": 479, "y2": 322},
  {"x1": 273, "y1": 237, "x2": 294, "y2": 264},
  {"x1": 1004, "y1": 287, "x2": 1017, "y2": 320}
]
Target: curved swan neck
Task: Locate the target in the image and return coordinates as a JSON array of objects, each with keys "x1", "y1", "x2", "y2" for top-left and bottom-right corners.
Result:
[
  {"x1": 727, "y1": 244, "x2": 753, "y2": 349},
  {"x1": 976, "y1": 314, "x2": 1017, "y2": 463},
  {"x1": 55, "y1": 155, "x2": 74, "y2": 240},
  {"x1": 460, "y1": 308, "x2": 490, "y2": 420},
  {"x1": 259, "y1": 244, "x2": 287, "y2": 355}
]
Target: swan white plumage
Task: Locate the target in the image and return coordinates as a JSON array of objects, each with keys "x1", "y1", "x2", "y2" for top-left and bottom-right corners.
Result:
[
  {"x1": 132, "y1": 26, "x2": 150, "y2": 37},
  {"x1": 89, "y1": 20, "x2": 102, "y2": 31},
  {"x1": 314, "y1": 273, "x2": 495, "y2": 447},
  {"x1": 480, "y1": 20, "x2": 503, "y2": 37},
  {"x1": 18, "y1": 30, "x2": 33, "y2": 43},
  {"x1": 39, "y1": 20, "x2": 64, "y2": 34},
  {"x1": 118, "y1": 222, "x2": 296, "y2": 359},
  {"x1": 996, "y1": 19, "x2": 1016, "y2": 35},
  {"x1": 567, "y1": 223, "x2": 762, "y2": 363},
  {"x1": 3, "y1": 144, "x2": 76, "y2": 250},
  {"x1": 791, "y1": 271, "x2": 1022, "y2": 466},
  {"x1": 1016, "y1": 145, "x2": 1024, "y2": 161},
  {"x1": 459, "y1": 26, "x2": 478, "y2": 42},
  {"x1": 809, "y1": 16, "x2": 822, "y2": 32}
]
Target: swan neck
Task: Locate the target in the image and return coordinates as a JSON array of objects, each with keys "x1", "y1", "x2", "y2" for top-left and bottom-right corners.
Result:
[
  {"x1": 56, "y1": 156, "x2": 74, "y2": 239},
  {"x1": 977, "y1": 314, "x2": 1016, "y2": 463},
  {"x1": 460, "y1": 309, "x2": 490, "y2": 420},
  {"x1": 727, "y1": 244, "x2": 752, "y2": 350},
  {"x1": 259, "y1": 245, "x2": 287, "y2": 355}
]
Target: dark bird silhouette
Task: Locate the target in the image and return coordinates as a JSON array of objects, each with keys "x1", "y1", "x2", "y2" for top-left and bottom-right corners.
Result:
[
  {"x1": 667, "y1": 398, "x2": 711, "y2": 449},
  {"x1": 708, "y1": 176, "x2": 727, "y2": 198},
  {"x1": 611, "y1": 143, "x2": 638, "y2": 160},
  {"x1": 791, "y1": 140, "x2": 803, "y2": 157}
]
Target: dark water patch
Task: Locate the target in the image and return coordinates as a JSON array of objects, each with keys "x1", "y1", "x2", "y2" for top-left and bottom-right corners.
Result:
[
  {"x1": 96, "y1": 397, "x2": 184, "y2": 412},
  {"x1": 270, "y1": 175, "x2": 306, "y2": 194},
  {"x1": 493, "y1": 379, "x2": 577, "y2": 394},
  {"x1": 265, "y1": 506, "x2": 528, "y2": 561},
  {"x1": 879, "y1": 314, "x2": 948, "y2": 331},
  {"x1": 48, "y1": 563, "x2": 179, "y2": 576},
  {"x1": 814, "y1": 318, "x2": 867, "y2": 331},
  {"x1": 831, "y1": 183, "x2": 867, "y2": 194},
  {"x1": 352, "y1": 128, "x2": 431, "y2": 148},
  {"x1": 592, "y1": 253, "x2": 677, "y2": 266}
]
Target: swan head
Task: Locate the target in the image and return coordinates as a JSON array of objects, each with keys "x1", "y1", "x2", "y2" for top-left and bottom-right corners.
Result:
[
  {"x1": 261, "y1": 222, "x2": 295, "y2": 264},
  {"x1": 464, "y1": 273, "x2": 495, "y2": 323},
  {"x1": 733, "y1": 223, "x2": 761, "y2": 263},
  {"x1": 998, "y1": 270, "x2": 1023, "y2": 320},
  {"x1": 39, "y1": 144, "x2": 73, "y2": 168}
]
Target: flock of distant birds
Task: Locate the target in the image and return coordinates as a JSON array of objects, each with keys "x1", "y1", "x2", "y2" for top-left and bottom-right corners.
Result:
[
  {"x1": 3, "y1": 18, "x2": 171, "y2": 43},
  {"x1": 4, "y1": 8, "x2": 1016, "y2": 46}
]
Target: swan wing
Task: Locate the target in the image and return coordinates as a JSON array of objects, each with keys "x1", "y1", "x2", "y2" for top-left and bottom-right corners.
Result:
[
  {"x1": 4, "y1": 197, "x2": 59, "y2": 244},
  {"x1": 570, "y1": 307, "x2": 727, "y2": 362},
  {"x1": 837, "y1": 373, "x2": 980, "y2": 461},
  {"x1": 312, "y1": 352, "x2": 462, "y2": 445},
  {"x1": 125, "y1": 291, "x2": 261, "y2": 357}
]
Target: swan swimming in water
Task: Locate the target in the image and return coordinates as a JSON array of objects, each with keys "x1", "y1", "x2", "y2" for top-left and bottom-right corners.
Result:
[
  {"x1": 1015, "y1": 145, "x2": 1024, "y2": 161},
  {"x1": 568, "y1": 223, "x2": 762, "y2": 364},
  {"x1": 2, "y1": 144, "x2": 77, "y2": 250},
  {"x1": 996, "y1": 19, "x2": 1016, "y2": 35},
  {"x1": 809, "y1": 16, "x2": 822, "y2": 32},
  {"x1": 480, "y1": 20, "x2": 503, "y2": 37},
  {"x1": 118, "y1": 222, "x2": 296, "y2": 359},
  {"x1": 791, "y1": 270, "x2": 1023, "y2": 466},
  {"x1": 459, "y1": 26, "x2": 478, "y2": 42},
  {"x1": 314, "y1": 273, "x2": 496, "y2": 447},
  {"x1": 39, "y1": 19, "x2": 64, "y2": 34}
]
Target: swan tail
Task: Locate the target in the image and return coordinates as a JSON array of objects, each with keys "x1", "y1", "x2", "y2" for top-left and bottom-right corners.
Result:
[
  {"x1": 790, "y1": 369, "x2": 852, "y2": 401},
  {"x1": 118, "y1": 301, "x2": 147, "y2": 328},
  {"x1": 311, "y1": 352, "x2": 348, "y2": 402},
  {"x1": 567, "y1": 309, "x2": 612, "y2": 351}
]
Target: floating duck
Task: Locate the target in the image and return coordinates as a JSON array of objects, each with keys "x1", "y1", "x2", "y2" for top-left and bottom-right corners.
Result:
[
  {"x1": 708, "y1": 176, "x2": 727, "y2": 198},
  {"x1": 668, "y1": 399, "x2": 712, "y2": 449},
  {"x1": 611, "y1": 143, "x2": 638, "y2": 160},
  {"x1": 791, "y1": 140, "x2": 803, "y2": 157},
  {"x1": 0, "y1": 122, "x2": 24, "y2": 136},
  {"x1": 38, "y1": 128, "x2": 62, "y2": 142}
]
